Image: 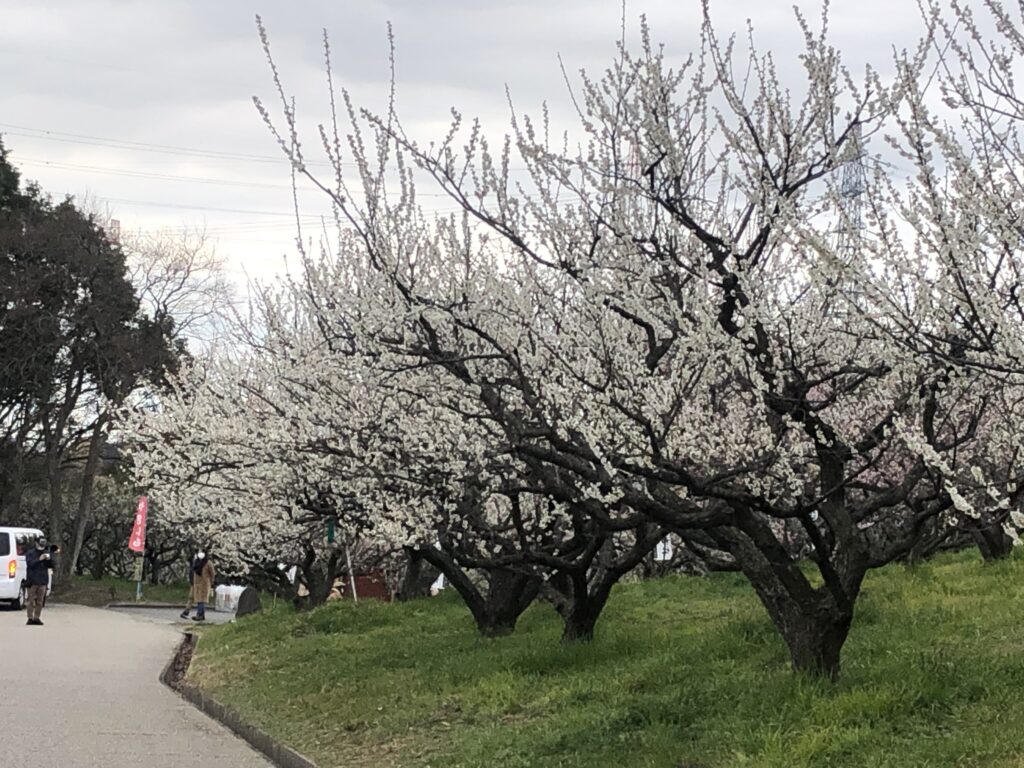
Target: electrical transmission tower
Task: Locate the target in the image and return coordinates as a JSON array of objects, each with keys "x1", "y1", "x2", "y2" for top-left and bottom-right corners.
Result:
[{"x1": 833, "y1": 124, "x2": 868, "y2": 313}]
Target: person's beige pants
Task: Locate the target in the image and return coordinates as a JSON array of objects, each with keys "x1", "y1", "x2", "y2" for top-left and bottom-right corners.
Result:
[{"x1": 26, "y1": 585, "x2": 46, "y2": 621}]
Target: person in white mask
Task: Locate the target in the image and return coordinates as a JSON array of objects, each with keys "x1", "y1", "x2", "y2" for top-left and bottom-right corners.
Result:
[{"x1": 180, "y1": 550, "x2": 215, "y2": 621}]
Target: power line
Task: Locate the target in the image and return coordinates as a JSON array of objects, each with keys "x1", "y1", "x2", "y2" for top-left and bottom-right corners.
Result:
[
  {"x1": 125, "y1": 219, "x2": 324, "y2": 235},
  {"x1": 15, "y1": 157, "x2": 303, "y2": 191},
  {"x1": 0, "y1": 122, "x2": 540, "y2": 173},
  {"x1": 95, "y1": 196, "x2": 328, "y2": 217},
  {"x1": 12, "y1": 156, "x2": 460, "y2": 197},
  {"x1": 92, "y1": 195, "x2": 484, "y2": 218},
  {"x1": 4, "y1": 125, "x2": 577, "y2": 227},
  {"x1": 0, "y1": 123, "x2": 334, "y2": 166}
]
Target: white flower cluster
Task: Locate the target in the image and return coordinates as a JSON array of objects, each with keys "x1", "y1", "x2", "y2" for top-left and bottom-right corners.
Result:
[{"x1": 119, "y1": 4, "x2": 1024, "y2": 640}]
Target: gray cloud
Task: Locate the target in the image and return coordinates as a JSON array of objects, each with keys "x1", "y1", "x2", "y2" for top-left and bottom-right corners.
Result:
[{"x1": 0, "y1": 0, "x2": 931, "y2": 282}]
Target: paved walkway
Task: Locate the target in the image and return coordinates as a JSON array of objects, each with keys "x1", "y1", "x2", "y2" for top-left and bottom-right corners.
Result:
[
  {"x1": 110, "y1": 605, "x2": 237, "y2": 625},
  {"x1": 0, "y1": 603, "x2": 271, "y2": 767}
]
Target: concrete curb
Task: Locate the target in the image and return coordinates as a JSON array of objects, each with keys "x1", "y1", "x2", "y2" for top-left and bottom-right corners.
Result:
[
  {"x1": 161, "y1": 632, "x2": 318, "y2": 768},
  {"x1": 107, "y1": 602, "x2": 187, "y2": 609}
]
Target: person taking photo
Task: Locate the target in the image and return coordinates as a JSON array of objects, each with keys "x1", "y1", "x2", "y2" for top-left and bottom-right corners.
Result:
[{"x1": 25, "y1": 537, "x2": 55, "y2": 626}]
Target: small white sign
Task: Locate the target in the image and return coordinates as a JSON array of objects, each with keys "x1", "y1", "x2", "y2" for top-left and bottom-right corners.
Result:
[{"x1": 654, "y1": 537, "x2": 674, "y2": 562}]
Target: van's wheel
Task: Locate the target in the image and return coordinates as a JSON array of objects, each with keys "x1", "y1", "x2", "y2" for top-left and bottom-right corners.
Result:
[{"x1": 12, "y1": 583, "x2": 25, "y2": 611}]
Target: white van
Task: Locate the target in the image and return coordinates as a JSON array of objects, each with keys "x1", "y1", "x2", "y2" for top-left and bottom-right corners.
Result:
[{"x1": 0, "y1": 528, "x2": 52, "y2": 609}]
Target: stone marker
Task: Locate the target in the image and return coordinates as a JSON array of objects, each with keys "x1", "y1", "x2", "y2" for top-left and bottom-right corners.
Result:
[{"x1": 236, "y1": 586, "x2": 263, "y2": 617}]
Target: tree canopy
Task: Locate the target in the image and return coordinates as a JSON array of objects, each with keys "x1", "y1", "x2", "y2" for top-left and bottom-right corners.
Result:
[
  {"x1": 0, "y1": 139, "x2": 182, "y2": 577},
  {"x1": 125, "y1": 0, "x2": 1024, "y2": 681}
]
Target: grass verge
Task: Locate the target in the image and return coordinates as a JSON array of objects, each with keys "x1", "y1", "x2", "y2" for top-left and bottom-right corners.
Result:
[
  {"x1": 188, "y1": 550, "x2": 1024, "y2": 767},
  {"x1": 54, "y1": 575, "x2": 189, "y2": 606}
]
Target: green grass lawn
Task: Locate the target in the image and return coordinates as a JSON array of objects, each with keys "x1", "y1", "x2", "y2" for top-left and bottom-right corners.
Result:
[
  {"x1": 188, "y1": 550, "x2": 1024, "y2": 767},
  {"x1": 54, "y1": 575, "x2": 190, "y2": 606}
]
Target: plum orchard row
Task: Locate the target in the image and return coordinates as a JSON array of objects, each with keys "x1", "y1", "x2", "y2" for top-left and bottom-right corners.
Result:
[{"x1": 125, "y1": 2, "x2": 1024, "y2": 679}]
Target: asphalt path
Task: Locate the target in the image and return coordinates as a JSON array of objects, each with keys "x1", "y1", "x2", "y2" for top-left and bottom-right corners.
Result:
[
  {"x1": 0, "y1": 603, "x2": 270, "y2": 766},
  {"x1": 109, "y1": 605, "x2": 237, "y2": 625}
]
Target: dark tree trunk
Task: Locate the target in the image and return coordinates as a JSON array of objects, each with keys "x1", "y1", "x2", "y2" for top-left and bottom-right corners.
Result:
[
  {"x1": 773, "y1": 606, "x2": 853, "y2": 679},
  {"x1": 743, "y1": 568, "x2": 857, "y2": 680},
  {"x1": 91, "y1": 549, "x2": 108, "y2": 580},
  {"x1": 292, "y1": 549, "x2": 342, "y2": 611},
  {"x1": 559, "y1": 589, "x2": 610, "y2": 642},
  {"x1": 301, "y1": 574, "x2": 333, "y2": 608},
  {"x1": 64, "y1": 418, "x2": 106, "y2": 580},
  {"x1": 541, "y1": 570, "x2": 615, "y2": 643},
  {"x1": 396, "y1": 547, "x2": 440, "y2": 601},
  {"x1": 905, "y1": 519, "x2": 954, "y2": 565},
  {"x1": 474, "y1": 568, "x2": 541, "y2": 637},
  {"x1": 714, "y1": 517, "x2": 864, "y2": 681},
  {"x1": 144, "y1": 543, "x2": 181, "y2": 585},
  {"x1": 539, "y1": 526, "x2": 665, "y2": 643},
  {"x1": 972, "y1": 522, "x2": 1014, "y2": 562},
  {"x1": 416, "y1": 547, "x2": 540, "y2": 637},
  {"x1": 46, "y1": 444, "x2": 65, "y2": 585}
]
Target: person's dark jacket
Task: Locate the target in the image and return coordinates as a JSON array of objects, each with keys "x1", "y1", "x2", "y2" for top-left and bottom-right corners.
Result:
[{"x1": 25, "y1": 548, "x2": 53, "y2": 587}]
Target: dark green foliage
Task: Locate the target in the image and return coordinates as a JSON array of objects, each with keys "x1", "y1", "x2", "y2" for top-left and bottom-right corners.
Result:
[
  {"x1": 0, "y1": 139, "x2": 182, "y2": 569},
  {"x1": 0, "y1": 140, "x2": 179, "y2": 409}
]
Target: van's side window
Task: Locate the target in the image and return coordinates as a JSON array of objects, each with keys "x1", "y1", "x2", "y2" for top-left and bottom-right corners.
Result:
[
  {"x1": 14, "y1": 535, "x2": 27, "y2": 556},
  {"x1": 0, "y1": 534, "x2": 10, "y2": 557}
]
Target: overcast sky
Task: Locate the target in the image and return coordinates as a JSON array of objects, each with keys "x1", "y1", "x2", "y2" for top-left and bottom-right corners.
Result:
[{"x1": 0, "y1": 0, "x2": 928, "y2": 285}]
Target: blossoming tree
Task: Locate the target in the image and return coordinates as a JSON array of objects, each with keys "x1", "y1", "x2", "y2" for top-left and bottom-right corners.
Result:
[{"x1": 246, "y1": 2, "x2": 1024, "y2": 680}]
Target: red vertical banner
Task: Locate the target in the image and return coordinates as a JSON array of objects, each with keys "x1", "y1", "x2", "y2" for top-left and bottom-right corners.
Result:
[{"x1": 128, "y1": 495, "x2": 148, "y2": 553}]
